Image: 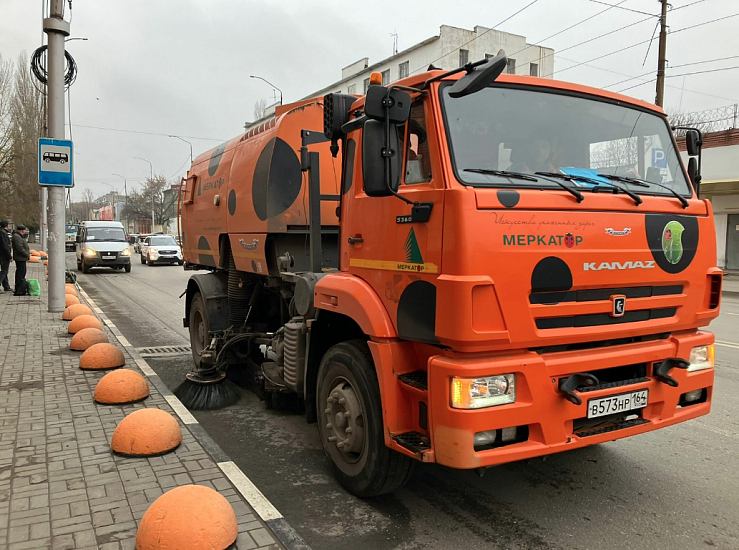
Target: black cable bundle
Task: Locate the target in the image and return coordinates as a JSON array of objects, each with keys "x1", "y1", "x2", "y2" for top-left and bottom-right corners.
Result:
[{"x1": 30, "y1": 45, "x2": 77, "y2": 89}]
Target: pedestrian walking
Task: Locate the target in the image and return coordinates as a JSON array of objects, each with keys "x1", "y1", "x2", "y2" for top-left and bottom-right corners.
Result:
[
  {"x1": 0, "y1": 220, "x2": 11, "y2": 292},
  {"x1": 11, "y1": 225, "x2": 30, "y2": 296}
]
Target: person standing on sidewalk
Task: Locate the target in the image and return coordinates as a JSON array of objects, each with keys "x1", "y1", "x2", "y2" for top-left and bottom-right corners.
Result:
[
  {"x1": 0, "y1": 220, "x2": 11, "y2": 292},
  {"x1": 11, "y1": 225, "x2": 30, "y2": 295}
]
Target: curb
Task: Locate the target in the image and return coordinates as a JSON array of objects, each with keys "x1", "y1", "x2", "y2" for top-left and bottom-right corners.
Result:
[{"x1": 76, "y1": 284, "x2": 311, "y2": 550}]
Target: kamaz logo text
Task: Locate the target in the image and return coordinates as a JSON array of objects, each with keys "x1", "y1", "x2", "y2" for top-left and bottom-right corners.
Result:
[{"x1": 583, "y1": 260, "x2": 655, "y2": 271}]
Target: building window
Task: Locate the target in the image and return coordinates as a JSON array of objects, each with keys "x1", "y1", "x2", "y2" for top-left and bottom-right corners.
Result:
[
  {"x1": 529, "y1": 63, "x2": 538, "y2": 77},
  {"x1": 381, "y1": 69, "x2": 390, "y2": 85},
  {"x1": 459, "y1": 49, "x2": 469, "y2": 67},
  {"x1": 363, "y1": 78, "x2": 370, "y2": 93},
  {"x1": 506, "y1": 58, "x2": 516, "y2": 74},
  {"x1": 347, "y1": 83, "x2": 356, "y2": 95},
  {"x1": 399, "y1": 61, "x2": 409, "y2": 79}
]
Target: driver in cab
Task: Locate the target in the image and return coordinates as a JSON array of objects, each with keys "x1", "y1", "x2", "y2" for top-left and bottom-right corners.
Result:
[{"x1": 510, "y1": 138, "x2": 557, "y2": 174}]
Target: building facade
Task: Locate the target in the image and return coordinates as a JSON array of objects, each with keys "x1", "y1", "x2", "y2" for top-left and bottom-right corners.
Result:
[
  {"x1": 307, "y1": 24, "x2": 555, "y2": 100},
  {"x1": 680, "y1": 129, "x2": 739, "y2": 270}
]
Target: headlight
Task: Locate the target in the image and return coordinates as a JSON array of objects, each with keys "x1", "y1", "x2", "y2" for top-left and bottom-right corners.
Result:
[
  {"x1": 121, "y1": 249, "x2": 131, "y2": 256},
  {"x1": 451, "y1": 374, "x2": 516, "y2": 409},
  {"x1": 688, "y1": 344, "x2": 715, "y2": 372},
  {"x1": 84, "y1": 248, "x2": 97, "y2": 257},
  {"x1": 150, "y1": 250, "x2": 158, "y2": 257}
]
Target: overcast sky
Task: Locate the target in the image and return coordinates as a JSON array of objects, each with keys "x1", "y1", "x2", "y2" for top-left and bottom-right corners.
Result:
[{"x1": 2, "y1": 0, "x2": 738, "y2": 201}]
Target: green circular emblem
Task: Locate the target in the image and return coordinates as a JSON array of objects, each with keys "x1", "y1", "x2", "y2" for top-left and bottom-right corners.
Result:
[{"x1": 661, "y1": 221, "x2": 684, "y2": 265}]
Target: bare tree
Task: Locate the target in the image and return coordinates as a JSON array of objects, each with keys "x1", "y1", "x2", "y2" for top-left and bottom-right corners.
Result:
[
  {"x1": 70, "y1": 187, "x2": 96, "y2": 221},
  {"x1": 0, "y1": 54, "x2": 13, "y2": 189},
  {"x1": 124, "y1": 175, "x2": 178, "y2": 226},
  {"x1": 253, "y1": 98, "x2": 268, "y2": 121}
]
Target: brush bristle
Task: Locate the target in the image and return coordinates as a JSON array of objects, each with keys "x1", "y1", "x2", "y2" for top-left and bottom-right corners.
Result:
[{"x1": 173, "y1": 378, "x2": 241, "y2": 410}]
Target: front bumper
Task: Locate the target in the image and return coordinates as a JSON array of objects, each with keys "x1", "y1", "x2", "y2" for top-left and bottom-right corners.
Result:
[
  {"x1": 84, "y1": 254, "x2": 131, "y2": 267},
  {"x1": 391, "y1": 330, "x2": 714, "y2": 469},
  {"x1": 148, "y1": 255, "x2": 182, "y2": 264}
]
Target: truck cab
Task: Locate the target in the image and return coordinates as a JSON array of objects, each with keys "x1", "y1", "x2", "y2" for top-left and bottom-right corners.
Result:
[{"x1": 180, "y1": 56, "x2": 720, "y2": 497}]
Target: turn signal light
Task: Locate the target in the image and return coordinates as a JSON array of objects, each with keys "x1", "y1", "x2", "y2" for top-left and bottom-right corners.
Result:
[{"x1": 451, "y1": 374, "x2": 516, "y2": 409}]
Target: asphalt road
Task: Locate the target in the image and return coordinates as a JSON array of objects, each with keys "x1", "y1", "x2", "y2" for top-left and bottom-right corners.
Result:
[{"x1": 69, "y1": 251, "x2": 739, "y2": 550}]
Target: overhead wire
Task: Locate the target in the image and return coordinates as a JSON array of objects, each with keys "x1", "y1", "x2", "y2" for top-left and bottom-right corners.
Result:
[
  {"x1": 585, "y1": 0, "x2": 658, "y2": 17},
  {"x1": 65, "y1": 123, "x2": 226, "y2": 142}
]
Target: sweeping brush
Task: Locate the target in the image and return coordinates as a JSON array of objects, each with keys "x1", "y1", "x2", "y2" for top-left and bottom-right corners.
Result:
[{"x1": 173, "y1": 369, "x2": 241, "y2": 410}]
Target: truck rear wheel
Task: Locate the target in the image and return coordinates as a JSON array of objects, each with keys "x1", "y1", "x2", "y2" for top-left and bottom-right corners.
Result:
[
  {"x1": 188, "y1": 293, "x2": 209, "y2": 369},
  {"x1": 316, "y1": 340, "x2": 414, "y2": 497}
]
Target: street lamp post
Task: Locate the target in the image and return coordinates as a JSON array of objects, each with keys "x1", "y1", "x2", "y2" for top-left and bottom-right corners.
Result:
[
  {"x1": 250, "y1": 75, "x2": 283, "y2": 105},
  {"x1": 168, "y1": 135, "x2": 193, "y2": 164},
  {"x1": 99, "y1": 182, "x2": 118, "y2": 222},
  {"x1": 112, "y1": 173, "x2": 128, "y2": 231},
  {"x1": 134, "y1": 156, "x2": 155, "y2": 232}
]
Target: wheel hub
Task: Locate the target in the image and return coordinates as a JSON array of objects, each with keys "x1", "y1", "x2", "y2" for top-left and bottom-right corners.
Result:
[{"x1": 323, "y1": 380, "x2": 364, "y2": 460}]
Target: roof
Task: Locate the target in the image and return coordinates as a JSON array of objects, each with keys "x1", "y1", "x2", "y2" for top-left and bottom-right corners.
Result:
[{"x1": 81, "y1": 221, "x2": 124, "y2": 228}]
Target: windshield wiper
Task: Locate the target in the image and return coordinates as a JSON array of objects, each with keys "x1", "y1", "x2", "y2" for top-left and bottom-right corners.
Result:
[
  {"x1": 599, "y1": 174, "x2": 689, "y2": 209},
  {"x1": 535, "y1": 172, "x2": 641, "y2": 206},
  {"x1": 464, "y1": 169, "x2": 584, "y2": 203}
]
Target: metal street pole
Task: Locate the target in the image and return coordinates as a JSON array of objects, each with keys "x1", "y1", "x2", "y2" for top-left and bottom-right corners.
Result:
[
  {"x1": 655, "y1": 0, "x2": 668, "y2": 107},
  {"x1": 250, "y1": 75, "x2": 283, "y2": 105},
  {"x1": 168, "y1": 135, "x2": 193, "y2": 164},
  {"x1": 112, "y1": 174, "x2": 128, "y2": 232},
  {"x1": 40, "y1": 0, "x2": 48, "y2": 253},
  {"x1": 44, "y1": 0, "x2": 69, "y2": 313},
  {"x1": 134, "y1": 157, "x2": 154, "y2": 232}
]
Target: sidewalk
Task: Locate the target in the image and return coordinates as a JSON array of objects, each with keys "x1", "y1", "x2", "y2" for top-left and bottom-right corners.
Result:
[{"x1": 0, "y1": 260, "x2": 304, "y2": 550}]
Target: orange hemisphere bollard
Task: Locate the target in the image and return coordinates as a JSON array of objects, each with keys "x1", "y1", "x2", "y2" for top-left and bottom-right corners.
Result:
[
  {"x1": 62, "y1": 304, "x2": 93, "y2": 321},
  {"x1": 65, "y1": 294, "x2": 80, "y2": 307},
  {"x1": 136, "y1": 485, "x2": 238, "y2": 550},
  {"x1": 111, "y1": 408, "x2": 182, "y2": 457},
  {"x1": 65, "y1": 286, "x2": 77, "y2": 296},
  {"x1": 94, "y1": 369, "x2": 149, "y2": 404},
  {"x1": 79, "y1": 343, "x2": 125, "y2": 370},
  {"x1": 68, "y1": 314, "x2": 102, "y2": 334},
  {"x1": 70, "y1": 327, "x2": 109, "y2": 351}
]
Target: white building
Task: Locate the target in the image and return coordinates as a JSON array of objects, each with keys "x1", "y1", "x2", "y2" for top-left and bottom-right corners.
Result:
[{"x1": 308, "y1": 24, "x2": 555, "y2": 100}]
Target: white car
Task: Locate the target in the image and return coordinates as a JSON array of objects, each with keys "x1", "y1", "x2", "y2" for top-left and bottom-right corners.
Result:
[{"x1": 140, "y1": 235, "x2": 183, "y2": 266}]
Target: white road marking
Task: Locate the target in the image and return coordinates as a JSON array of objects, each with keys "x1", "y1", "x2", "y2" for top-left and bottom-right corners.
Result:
[
  {"x1": 218, "y1": 461, "x2": 283, "y2": 521},
  {"x1": 163, "y1": 394, "x2": 199, "y2": 425},
  {"x1": 724, "y1": 312, "x2": 739, "y2": 316},
  {"x1": 716, "y1": 340, "x2": 739, "y2": 350}
]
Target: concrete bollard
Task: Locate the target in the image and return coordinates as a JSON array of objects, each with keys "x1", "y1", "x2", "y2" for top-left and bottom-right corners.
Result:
[
  {"x1": 79, "y1": 342, "x2": 125, "y2": 370},
  {"x1": 94, "y1": 369, "x2": 150, "y2": 404},
  {"x1": 111, "y1": 408, "x2": 182, "y2": 457},
  {"x1": 70, "y1": 327, "x2": 109, "y2": 351}
]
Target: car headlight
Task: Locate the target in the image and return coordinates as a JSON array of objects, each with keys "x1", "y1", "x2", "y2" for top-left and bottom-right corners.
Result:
[
  {"x1": 84, "y1": 248, "x2": 97, "y2": 257},
  {"x1": 688, "y1": 344, "x2": 715, "y2": 372},
  {"x1": 121, "y1": 249, "x2": 131, "y2": 256},
  {"x1": 150, "y1": 250, "x2": 158, "y2": 256},
  {"x1": 451, "y1": 374, "x2": 516, "y2": 409}
]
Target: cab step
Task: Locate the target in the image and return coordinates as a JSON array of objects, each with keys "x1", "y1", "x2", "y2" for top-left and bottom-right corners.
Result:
[
  {"x1": 398, "y1": 371, "x2": 428, "y2": 391},
  {"x1": 575, "y1": 418, "x2": 650, "y2": 438},
  {"x1": 392, "y1": 431, "x2": 431, "y2": 453}
]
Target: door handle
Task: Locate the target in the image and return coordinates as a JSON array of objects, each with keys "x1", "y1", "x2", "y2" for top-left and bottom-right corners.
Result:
[{"x1": 348, "y1": 236, "x2": 363, "y2": 245}]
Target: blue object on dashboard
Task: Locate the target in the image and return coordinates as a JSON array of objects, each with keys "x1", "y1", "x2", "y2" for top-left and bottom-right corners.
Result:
[{"x1": 559, "y1": 167, "x2": 612, "y2": 186}]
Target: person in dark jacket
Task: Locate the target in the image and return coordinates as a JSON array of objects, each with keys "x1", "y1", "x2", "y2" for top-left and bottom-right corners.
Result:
[
  {"x1": 0, "y1": 220, "x2": 11, "y2": 292},
  {"x1": 11, "y1": 225, "x2": 30, "y2": 295}
]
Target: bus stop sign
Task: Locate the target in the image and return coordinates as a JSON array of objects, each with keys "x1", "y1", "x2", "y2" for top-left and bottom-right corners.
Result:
[{"x1": 39, "y1": 138, "x2": 73, "y2": 187}]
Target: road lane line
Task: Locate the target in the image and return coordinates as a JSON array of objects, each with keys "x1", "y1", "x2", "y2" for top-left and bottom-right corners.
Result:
[
  {"x1": 218, "y1": 461, "x2": 283, "y2": 520},
  {"x1": 163, "y1": 394, "x2": 198, "y2": 425},
  {"x1": 725, "y1": 312, "x2": 739, "y2": 316},
  {"x1": 716, "y1": 340, "x2": 739, "y2": 350}
]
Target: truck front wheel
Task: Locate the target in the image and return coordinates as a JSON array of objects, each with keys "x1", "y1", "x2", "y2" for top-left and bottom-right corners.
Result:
[
  {"x1": 188, "y1": 293, "x2": 209, "y2": 369},
  {"x1": 316, "y1": 340, "x2": 414, "y2": 497}
]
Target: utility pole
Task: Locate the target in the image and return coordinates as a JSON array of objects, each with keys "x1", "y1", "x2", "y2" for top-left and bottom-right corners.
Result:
[
  {"x1": 44, "y1": 0, "x2": 68, "y2": 313},
  {"x1": 655, "y1": 0, "x2": 668, "y2": 107},
  {"x1": 40, "y1": 0, "x2": 48, "y2": 252}
]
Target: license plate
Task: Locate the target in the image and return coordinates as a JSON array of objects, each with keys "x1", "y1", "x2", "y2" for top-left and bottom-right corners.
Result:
[
  {"x1": 102, "y1": 255, "x2": 115, "y2": 260},
  {"x1": 587, "y1": 390, "x2": 648, "y2": 419}
]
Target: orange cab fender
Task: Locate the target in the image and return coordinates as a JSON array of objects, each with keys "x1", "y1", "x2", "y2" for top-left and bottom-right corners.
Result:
[{"x1": 314, "y1": 273, "x2": 397, "y2": 338}]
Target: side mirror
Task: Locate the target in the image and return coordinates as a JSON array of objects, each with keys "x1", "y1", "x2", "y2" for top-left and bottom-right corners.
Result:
[
  {"x1": 364, "y1": 86, "x2": 411, "y2": 124},
  {"x1": 448, "y1": 55, "x2": 508, "y2": 98},
  {"x1": 685, "y1": 130, "x2": 701, "y2": 156},
  {"x1": 75, "y1": 235, "x2": 83, "y2": 243},
  {"x1": 362, "y1": 119, "x2": 400, "y2": 197},
  {"x1": 688, "y1": 157, "x2": 701, "y2": 195}
]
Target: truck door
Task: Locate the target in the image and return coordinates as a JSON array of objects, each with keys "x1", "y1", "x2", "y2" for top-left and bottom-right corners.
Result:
[{"x1": 342, "y1": 99, "x2": 445, "y2": 343}]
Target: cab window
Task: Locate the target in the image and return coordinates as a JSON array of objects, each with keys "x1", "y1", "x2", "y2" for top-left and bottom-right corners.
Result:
[{"x1": 402, "y1": 101, "x2": 432, "y2": 185}]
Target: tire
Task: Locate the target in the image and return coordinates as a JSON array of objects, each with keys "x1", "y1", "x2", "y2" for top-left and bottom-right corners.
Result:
[
  {"x1": 140, "y1": 254, "x2": 145, "y2": 264},
  {"x1": 188, "y1": 293, "x2": 209, "y2": 369},
  {"x1": 316, "y1": 340, "x2": 414, "y2": 497},
  {"x1": 82, "y1": 261, "x2": 90, "y2": 274},
  {"x1": 147, "y1": 258, "x2": 153, "y2": 266},
  {"x1": 124, "y1": 264, "x2": 131, "y2": 273},
  {"x1": 178, "y1": 260, "x2": 184, "y2": 266}
]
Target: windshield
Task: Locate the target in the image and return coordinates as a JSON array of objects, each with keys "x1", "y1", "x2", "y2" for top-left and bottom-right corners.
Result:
[
  {"x1": 441, "y1": 85, "x2": 691, "y2": 197},
  {"x1": 65, "y1": 224, "x2": 79, "y2": 234},
  {"x1": 86, "y1": 227, "x2": 126, "y2": 242},
  {"x1": 150, "y1": 236, "x2": 177, "y2": 246}
]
